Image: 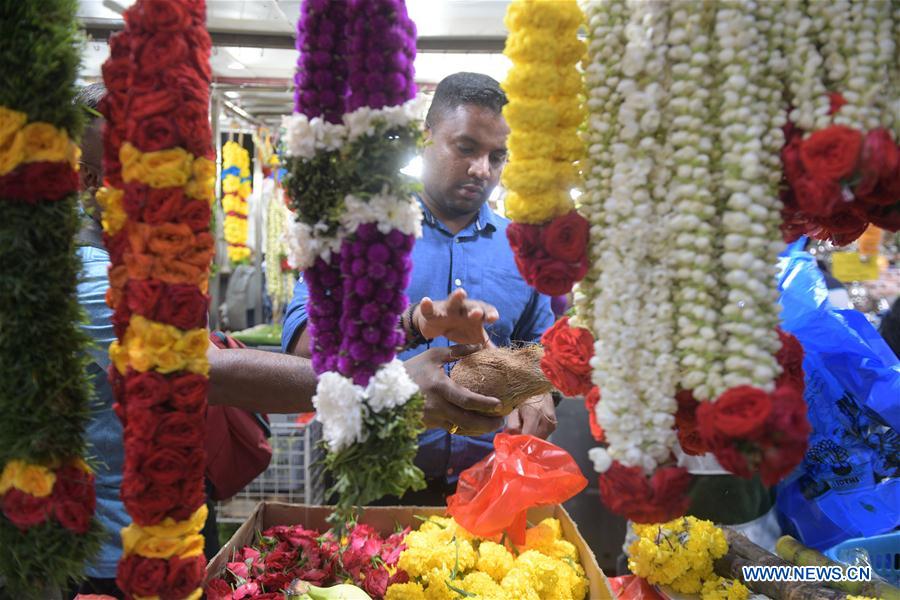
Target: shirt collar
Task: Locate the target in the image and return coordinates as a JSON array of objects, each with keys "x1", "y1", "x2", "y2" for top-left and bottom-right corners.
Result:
[{"x1": 416, "y1": 195, "x2": 498, "y2": 236}]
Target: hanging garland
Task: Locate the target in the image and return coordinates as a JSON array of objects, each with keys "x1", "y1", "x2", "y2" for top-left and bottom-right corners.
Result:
[
  {"x1": 0, "y1": 1, "x2": 103, "y2": 595},
  {"x1": 260, "y1": 134, "x2": 294, "y2": 316},
  {"x1": 100, "y1": 1, "x2": 215, "y2": 598},
  {"x1": 283, "y1": 0, "x2": 425, "y2": 523},
  {"x1": 222, "y1": 140, "x2": 252, "y2": 264}
]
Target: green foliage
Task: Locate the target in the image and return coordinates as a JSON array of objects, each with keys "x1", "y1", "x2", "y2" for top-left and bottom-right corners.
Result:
[
  {"x1": 0, "y1": 0, "x2": 84, "y2": 137},
  {"x1": 326, "y1": 393, "x2": 427, "y2": 526},
  {"x1": 0, "y1": 518, "x2": 105, "y2": 599},
  {"x1": 0, "y1": 199, "x2": 94, "y2": 465}
]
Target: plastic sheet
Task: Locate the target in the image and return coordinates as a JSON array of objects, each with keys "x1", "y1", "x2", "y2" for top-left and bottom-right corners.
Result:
[
  {"x1": 446, "y1": 433, "x2": 587, "y2": 545},
  {"x1": 607, "y1": 575, "x2": 666, "y2": 600},
  {"x1": 775, "y1": 241, "x2": 900, "y2": 549}
]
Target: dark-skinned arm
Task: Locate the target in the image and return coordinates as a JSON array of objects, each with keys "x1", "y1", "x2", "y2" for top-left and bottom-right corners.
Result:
[{"x1": 207, "y1": 343, "x2": 318, "y2": 413}]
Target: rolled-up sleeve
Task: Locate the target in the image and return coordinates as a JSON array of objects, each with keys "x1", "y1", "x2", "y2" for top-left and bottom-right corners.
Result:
[{"x1": 281, "y1": 275, "x2": 310, "y2": 353}]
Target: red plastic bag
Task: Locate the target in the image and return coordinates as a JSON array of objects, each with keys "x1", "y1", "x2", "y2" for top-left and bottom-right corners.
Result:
[
  {"x1": 607, "y1": 576, "x2": 666, "y2": 599},
  {"x1": 446, "y1": 433, "x2": 587, "y2": 545}
]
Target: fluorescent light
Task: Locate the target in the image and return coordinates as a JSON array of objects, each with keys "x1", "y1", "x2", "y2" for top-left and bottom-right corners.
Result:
[
  {"x1": 224, "y1": 91, "x2": 240, "y2": 99},
  {"x1": 227, "y1": 62, "x2": 246, "y2": 70},
  {"x1": 401, "y1": 155, "x2": 423, "y2": 178}
]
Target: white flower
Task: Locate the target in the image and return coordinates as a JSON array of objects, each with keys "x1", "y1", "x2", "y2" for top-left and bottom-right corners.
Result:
[
  {"x1": 342, "y1": 96, "x2": 427, "y2": 143},
  {"x1": 285, "y1": 220, "x2": 342, "y2": 270},
  {"x1": 313, "y1": 372, "x2": 366, "y2": 452},
  {"x1": 282, "y1": 114, "x2": 317, "y2": 159},
  {"x1": 341, "y1": 192, "x2": 423, "y2": 237},
  {"x1": 366, "y1": 359, "x2": 419, "y2": 413},
  {"x1": 588, "y1": 447, "x2": 613, "y2": 474}
]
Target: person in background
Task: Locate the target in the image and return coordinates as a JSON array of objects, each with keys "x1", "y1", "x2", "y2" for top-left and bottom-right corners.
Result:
[
  {"x1": 72, "y1": 83, "x2": 500, "y2": 598},
  {"x1": 805, "y1": 238, "x2": 852, "y2": 309},
  {"x1": 283, "y1": 72, "x2": 557, "y2": 505}
]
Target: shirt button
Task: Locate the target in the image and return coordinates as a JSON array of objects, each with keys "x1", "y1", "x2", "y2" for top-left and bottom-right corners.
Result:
[
  {"x1": 446, "y1": 468, "x2": 454, "y2": 475},
  {"x1": 454, "y1": 278, "x2": 462, "y2": 286},
  {"x1": 455, "y1": 238, "x2": 461, "y2": 243}
]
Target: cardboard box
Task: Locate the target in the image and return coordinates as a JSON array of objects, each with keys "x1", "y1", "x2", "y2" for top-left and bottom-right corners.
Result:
[{"x1": 208, "y1": 502, "x2": 615, "y2": 599}]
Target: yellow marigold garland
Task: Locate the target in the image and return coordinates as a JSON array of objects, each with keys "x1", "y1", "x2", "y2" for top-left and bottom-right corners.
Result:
[{"x1": 222, "y1": 140, "x2": 252, "y2": 263}]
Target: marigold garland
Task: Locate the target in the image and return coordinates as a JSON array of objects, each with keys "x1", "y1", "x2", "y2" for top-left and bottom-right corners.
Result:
[
  {"x1": 100, "y1": 1, "x2": 214, "y2": 598},
  {"x1": 222, "y1": 140, "x2": 252, "y2": 264},
  {"x1": 0, "y1": 0, "x2": 104, "y2": 595}
]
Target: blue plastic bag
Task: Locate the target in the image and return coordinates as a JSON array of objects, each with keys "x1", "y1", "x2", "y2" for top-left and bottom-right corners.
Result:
[{"x1": 775, "y1": 242, "x2": 900, "y2": 550}]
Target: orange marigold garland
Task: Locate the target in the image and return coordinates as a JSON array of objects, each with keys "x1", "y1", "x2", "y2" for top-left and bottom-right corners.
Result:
[
  {"x1": 99, "y1": 1, "x2": 215, "y2": 598},
  {"x1": 0, "y1": 0, "x2": 104, "y2": 596}
]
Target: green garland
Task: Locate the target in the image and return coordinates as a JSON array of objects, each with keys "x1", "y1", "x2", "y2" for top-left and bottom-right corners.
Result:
[{"x1": 0, "y1": 0, "x2": 103, "y2": 596}]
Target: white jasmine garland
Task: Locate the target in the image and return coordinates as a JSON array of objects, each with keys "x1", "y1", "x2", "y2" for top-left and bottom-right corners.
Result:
[
  {"x1": 265, "y1": 183, "x2": 295, "y2": 308},
  {"x1": 343, "y1": 94, "x2": 428, "y2": 142},
  {"x1": 313, "y1": 372, "x2": 367, "y2": 452},
  {"x1": 366, "y1": 359, "x2": 419, "y2": 413},
  {"x1": 783, "y1": 0, "x2": 830, "y2": 131},
  {"x1": 341, "y1": 191, "x2": 423, "y2": 237}
]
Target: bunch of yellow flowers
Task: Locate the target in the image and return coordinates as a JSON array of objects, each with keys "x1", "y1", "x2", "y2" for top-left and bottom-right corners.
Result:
[
  {"x1": 500, "y1": 0, "x2": 585, "y2": 225},
  {"x1": 628, "y1": 517, "x2": 749, "y2": 600},
  {"x1": 222, "y1": 140, "x2": 252, "y2": 263},
  {"x1": 386, "y1": 516, "x2": 588, "y2": 600}
]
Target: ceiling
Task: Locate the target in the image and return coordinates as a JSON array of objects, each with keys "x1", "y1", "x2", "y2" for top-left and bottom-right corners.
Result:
[{"x1": 77, "y1": 1, "x2": 515, "y2": 126}]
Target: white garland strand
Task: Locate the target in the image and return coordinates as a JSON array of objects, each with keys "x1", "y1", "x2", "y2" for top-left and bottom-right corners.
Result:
[
  {"x1": 668, "y1": 2, "x2": 723, "y2": 401},
  {"x1": 783, "y1": 0, "x2": 830, "y2": 131},
  {"x1": 265, "y1": 182, "x2": 295, "y2": 312},
  {"x1": 715, "y1": 1, "x2": 783, "y2": 395}
]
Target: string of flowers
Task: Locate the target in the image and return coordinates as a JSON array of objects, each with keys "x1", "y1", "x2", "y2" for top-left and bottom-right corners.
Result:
[
  {"x1": 0, "y1": 1, "x2": 103, "y2": 594},
  {"x1": 101, "y1": 1, "x2": 216, "y2": 598},
  {"x1": 260, "y1": 138, "x2": 294, "y2": 318},
  {"x1": 222, "y1": 140, "x2": 252, "y2": 264},
  {"x1": 501, "y1": 0, "x2": 589, "y2": 298},
  {"x1": 283, "y1": 0, "x2": 427, "y2": 523}
]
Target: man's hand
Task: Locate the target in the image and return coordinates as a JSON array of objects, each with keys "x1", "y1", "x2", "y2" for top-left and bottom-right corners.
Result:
[
  {"x1": 506, "y1": 393, "x2": 557, "y2": 439},
  {"x1": 413, "y1": 288, "x2": 499, "y2": 346},
  {"x1": 405, "y1": 344, "x2": 504, "y2": 436}
]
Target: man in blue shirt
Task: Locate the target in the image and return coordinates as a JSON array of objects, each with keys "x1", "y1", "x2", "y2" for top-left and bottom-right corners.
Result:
[{"x1": 283, "y1": 72, "x2": 557, "y2": 502}]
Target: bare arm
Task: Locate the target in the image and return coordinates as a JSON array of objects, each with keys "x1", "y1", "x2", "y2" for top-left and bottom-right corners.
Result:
[
  {"x1": 288, "y1": 324, "x2": 312, "y2": 358},
  {"x1": 207, "y1": 343, "x2": 317, "y2": 413}
]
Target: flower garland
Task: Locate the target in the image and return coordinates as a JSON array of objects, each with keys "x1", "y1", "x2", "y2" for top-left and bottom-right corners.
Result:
[
  {"x1": 628, "y1": 516, "x2": 749, "y2": 600},
  {"x1": 574, "y1": 0, "x2": 813, "y2": 524},
  {"x1": 0, "y1": 0, "x2": 103, "y2": 595},
  {"x1": 100, "y1": 1, "x2": 215, "y2": 598},
  {"x1": 222, "y1": 140, "x2": 252, "y2": 264},
  {"x1": 779, "y1": 0, "x2": 900, "y2": 244},
  {"x1": 283, "y1": 0, "x2": 426, "y2": 523},
  {"x1": 261, "y1": 140, "x2": 295, "y2": 317},
  {"x1": 501, "y1": 0, "x2": 590, "y2": 298}
]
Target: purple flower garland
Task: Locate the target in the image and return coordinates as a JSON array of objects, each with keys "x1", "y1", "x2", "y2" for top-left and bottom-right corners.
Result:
[{"x1": 294, "y1": 0, "x2": 348, "y2": 123}]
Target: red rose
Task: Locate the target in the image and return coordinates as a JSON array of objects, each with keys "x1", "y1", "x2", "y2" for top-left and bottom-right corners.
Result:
[
  {"x1": 827, "y1": 92, "x2": 847, "y2": 116},
  {"x1": 598, "y1": 463, "x2": 692, "y2": 524},
  {"x1": 695, "y1": 400, "x2": 721, "y2": 448},
  {"x1": 140, "y1": 447, "x2": 192, "y2": 486},
  {"x1": 584, "y1": 387, "x2": 605, "y2": 442},
  {"x1": 866, "y1": 203, "x2": 900, "y2": 232},
  {"x1": 170, "y1": 373, "x2": 209, "y2": 413},
  {"x1": 144, "y1": 187, "x2": 188, "y2": 225},
  {"x1": 2, "y1": 488, "x2": 51, "y2": 530},
  {"x1": 104, "y1": 230, "x2": 129, "y2": 267},
  {"x1": 713, "y1": 443, "x2": 753, "y2": 479},
  {"x1": 776, "y1": 329, "x2": 805, "y2": 391},
  {"x1": 711, "y1": 386, "x2": 772, "y2": 439},
  {"x1": 155, "y1": 411, "x2": 204, "y2": 449},
  {"x1": 155, "y1": 284, "x2": 208, "y2": 330},
  {"x1": 101, "y1": 58, "x2": 131, "y2": 94},
  {"x1": 506, "y1": 222, "x2": 542, "y2": 260},
  {"x1": 108, "y1": 29, "x2": 130, "y2": 59},
  {"x1": 768, "y1": 385, "x2": 811, "y2": 442},
  {"x1": 163, "y1": 65, "x2": 207, "y2": 107},
  {"x1": 55, "y1": 500, "x2": 92, "y2": 534},
  {"x1": 139, "y1": 0, "x2": 192, "y2": 32},
  {"x1": 175, "y1": 108, "x2": 214, "y2": 159},
  {"x1": 185, "y1": 28, "x2": 213, "y2": 83},
  {"x1": 532, "y1": 256, "x2": 587, "y2": 296},
  {"x1": 117, "y1": 555, "x2": 167, "y2": 598},
  {"x1": 263, "y1": 548, "x2": 295, "y2": 571},
  {"x1": 675, "y1": 390, "x2": 708, "y2": 456},
  {"x1": 173, "y1": 479, "x2": 206, "y2": 520},
  {"x1": 164, "y1": 555, "x2": 205, "y2": 599},
  {"x1": 129, "y1": 115, "x2": 178, "y2": 153},
  {"x1": 800, "y1": 125, "x2": 863, "y2": 182},
  {"x1": 135, "y1": 31, "x2": 189, "y2": 78},
  {"x1": 122, "y1": 483, "x2": 180, "y2": 525},
  {"x1": 540, "y1": 317, "x2": 594, "y2": 396},
  {"x1": 363, "y1": 568, "x2": 390, "y2": 598},
  {"x1": 819, "y1": 209, "x2": 869, "y2": 245},
  {"x1": 125, "y1": 279, "x2": 165, "y2": 317},
  {"x1": 177, "y1": 197, "x2": 211, "y2": 233},
  {"x1": 53, "y1": 464, "x2": 95, "y2": 504},
  {"x1": 782, "y1": 136, "x2": 806, "y2": 188},
  {"x1": 389, "y1": 570, "x2": 410, "y2": 586},
  {"x1": 206, "y1": 579, "x2": 232, "y2": 600},
  {"x1": 0, "y1": 162, "x2": 79, "y2": 203},
  {"x1": 759, "y1": 441, "x2": 807, "y2": 487},
  {"x1": 792, "y1": 176, "x2": 844, "y2": 217},
  {"x1": 541, "y1": 211, "x2": 589, "y2": 263},
  {"x1": 124, "y1": 405, "x2": 167, "y2": 443},
  {"x1": 854, "y1": 129, "x2": 899, "y2": 200}
]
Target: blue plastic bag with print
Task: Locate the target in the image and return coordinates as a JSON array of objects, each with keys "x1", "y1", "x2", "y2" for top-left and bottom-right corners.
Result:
[{"x1": 774, "y1": 239, "x2": 900, "y2": 550}]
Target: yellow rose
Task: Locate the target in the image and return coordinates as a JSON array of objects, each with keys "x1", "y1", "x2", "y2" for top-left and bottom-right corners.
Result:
[
  {"x1": 0, "y1": 460, "x2": 24, "y2": 494},
  {"x1": 21, "y1": 122, "x2": 69, "y2": 163},
  {"x1": 155, "y1": 349, "x2": 184, "y2": 374},
  {"x1": 121, "y1": 143, "x2": 192, "y2": 188},
  {"x1": 185, "y1": 157, "x2": 215, "y2": 202},
  {"x1": 0, "y1": 106, "x2": 27, "y2": 145},
  {"x1": 13, "y1": 462, "x2": 56, "y2": 497},
  {"x1": 109, "y1": 340, "x2": 129, "y2": 374},
  {"x1": 143, "y1": 505, "x2": 208, "y2": 538},
  {"x1": 97, "y1": 187, "x2": 127, "y2": 235},
  {"x1": 0, "y1": 130, "x2": 26, "y2": 176},
  {"x1": 174, "y1": 329, "x2": 210, "y2": 361},
  {"x1": 67, "y1": 142, "x2": 82, "y2": 170},
  {"x1": 504, "y1": 190, "x2": 572, "y2": 225}
]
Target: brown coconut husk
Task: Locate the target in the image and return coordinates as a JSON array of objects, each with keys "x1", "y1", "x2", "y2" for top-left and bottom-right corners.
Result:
[{"x1": 450, "y1": 345, "x2": 552, "y2": 416}]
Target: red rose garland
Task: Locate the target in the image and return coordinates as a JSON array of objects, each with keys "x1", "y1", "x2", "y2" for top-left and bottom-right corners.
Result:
[{"x1": 100, "y1": 1, "x2": 215, "y2": 599}]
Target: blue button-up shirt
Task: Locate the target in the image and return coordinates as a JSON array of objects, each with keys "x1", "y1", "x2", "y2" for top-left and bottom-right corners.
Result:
[{"x1": 282, "y1": 199, "x2": 554, "y2": 483}]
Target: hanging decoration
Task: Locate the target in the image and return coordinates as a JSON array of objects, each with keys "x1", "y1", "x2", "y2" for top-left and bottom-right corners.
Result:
[
  {"x1": 0, "y1": 1, "x2": 103, "y2": 595},
  {"x1": 222, "y1": 139, "x2": 252, "y2": 264},
  {"x1": 283, "y1": 0, "x2": 426, "y2": 523},
  {"x1": 259, "y1": 132, "x2": 294, "y2": 318},
  {"x1": 100, "y1": 1, "x2": 215, "y2": 598}
]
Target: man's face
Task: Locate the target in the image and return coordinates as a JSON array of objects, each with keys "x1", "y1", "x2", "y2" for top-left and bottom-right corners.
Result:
[{"x1": 421, "y1": 104, "x2": 509, "y2": 219}]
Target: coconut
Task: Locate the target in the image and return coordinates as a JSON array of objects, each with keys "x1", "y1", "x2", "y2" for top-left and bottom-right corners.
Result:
[{"x1": 450, "y1": 345, "x2": 553, "y2": 416}]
